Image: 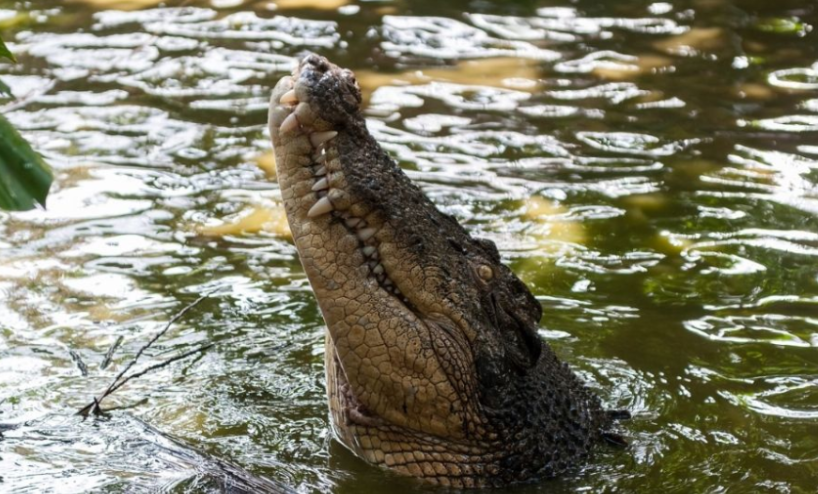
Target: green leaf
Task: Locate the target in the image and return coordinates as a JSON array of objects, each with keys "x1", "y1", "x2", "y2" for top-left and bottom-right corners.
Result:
[
  {"x1": 0, "y1": 77, "x2": 13, "y2": 97},
  {"x1": 0, "y1": 38, "x2": 16, "y2": 63},
  {"x1": 0, "y1": 113, "x2": 53, "y2": 211}
]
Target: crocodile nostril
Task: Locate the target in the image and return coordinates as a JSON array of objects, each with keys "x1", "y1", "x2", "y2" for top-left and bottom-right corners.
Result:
[{"x1": 302, "y1": 54, "x2": 329, "y2": 73}]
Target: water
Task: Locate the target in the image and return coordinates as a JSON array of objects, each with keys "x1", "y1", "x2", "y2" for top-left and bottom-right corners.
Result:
[{"x1": 1, "y1": 0, "x2": 817, "y2": 492}]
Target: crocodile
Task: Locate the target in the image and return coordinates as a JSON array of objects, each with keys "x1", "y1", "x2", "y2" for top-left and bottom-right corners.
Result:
[{"x1": 268, "y1": 55, "x2": 626, "y2": 488}]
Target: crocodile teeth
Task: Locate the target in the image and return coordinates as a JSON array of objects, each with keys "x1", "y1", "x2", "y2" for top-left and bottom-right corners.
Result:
[
  {"x1": 308, "y1": 196, "x2": 334, "y2": 217},
  {"x1": 280, "y1": 113, "x2": 300, "y2": 133},
  {"x1": 314, "y1": 166, "x2": 327, "y2": 176},
  {"x1": 345, "y1": 217, "x2": 362, "y2": 228},
  {"x1": 312, "y1": 177, "x2": 329, "y2": 191},
  {"x1": 295, "y1": 102, "x2": 316, "y2": 126},
  {"x1": 280, "y1": 89, "x2": 298, "y2": 105},
  {"x1": 372, "y1": 264, "x2": 384, "y2": 275},
  {"x1": 383, "y1": 278, "x2": 393, "y2": 287},
  {"x1": 310, "y1": 131, "x2": 337, "y2": 147},
  {"x1": 315, "y1": 153, "x2": 327, "y2": 163},
  {"x1": 362, "y1": 245, "x2": 376, "y2": 257},
  {"x1": 357, "y1": 227, "x2": 377, "y2": 241}
]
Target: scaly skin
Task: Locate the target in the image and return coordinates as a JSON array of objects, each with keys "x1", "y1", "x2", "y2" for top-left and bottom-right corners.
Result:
[{"x1": 268, "y1": 55, "x2": 624, "y2": 488}]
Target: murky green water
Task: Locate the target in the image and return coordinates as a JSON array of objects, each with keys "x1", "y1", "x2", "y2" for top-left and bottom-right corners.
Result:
[{"x1": 1, "y1": 0, "x2": 817, "y2": 492}]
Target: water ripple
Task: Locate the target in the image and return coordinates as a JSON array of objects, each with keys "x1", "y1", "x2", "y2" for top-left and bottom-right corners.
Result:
[
  {"x1": 145, "y1": 11, "x2": 338, "y2": 46},
  {"x1": 720, "y1": 375, "x2": 818, "y2": 419},
  {"x1": 468, "y1": 9, "x2": 680, "y2": 41},
  {"x1": 119, "y1": 48, "x2": 294, "y2": 99},
  {"x1": 381, "y1": 16, "x2": 561, "y2": 61},
  {"x1": 685, "y1": 314, "x2": 818, "y2": 348},
  {"x1": 577, "y1": 132, "x2": 700, "y2": 157}
]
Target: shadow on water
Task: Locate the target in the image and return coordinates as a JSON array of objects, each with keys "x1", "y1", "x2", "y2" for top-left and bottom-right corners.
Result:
[{"x1": 1, "y1": 0, "x2": 817, "y2": 492}]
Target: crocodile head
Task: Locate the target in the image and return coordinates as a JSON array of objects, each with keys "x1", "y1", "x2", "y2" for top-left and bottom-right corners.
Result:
[{"x1": 269, "y1": 55, "x2": 616, "y2": 488}]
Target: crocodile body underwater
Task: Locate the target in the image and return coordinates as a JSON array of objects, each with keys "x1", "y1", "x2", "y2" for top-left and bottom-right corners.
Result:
[{"x1": 268, "y1": 55, "x2": 626, "y2": 488}]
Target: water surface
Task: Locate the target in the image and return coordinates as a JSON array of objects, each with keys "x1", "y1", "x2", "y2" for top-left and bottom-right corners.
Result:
[{"x1": 1, "y1": 0, "x2": 817, "y2": 492}]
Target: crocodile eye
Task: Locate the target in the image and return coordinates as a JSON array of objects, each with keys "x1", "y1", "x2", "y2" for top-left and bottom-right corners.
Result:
[
  {"x1": 340, "y1": 69, "x2": 362, "y2": 108},
  {"x1": 477, "y1": 265, "x2": 494, "y2": 281},
  {"x1": 342, "y1": 69, "x2": 358, "y2": 87}
]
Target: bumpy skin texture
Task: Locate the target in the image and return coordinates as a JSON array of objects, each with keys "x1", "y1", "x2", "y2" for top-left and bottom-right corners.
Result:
[{"x1": 268, "y1": 55, "x2": 619, "y2": 488}]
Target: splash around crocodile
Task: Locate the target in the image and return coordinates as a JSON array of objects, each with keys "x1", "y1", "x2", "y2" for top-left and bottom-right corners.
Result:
[{"x1": 268, "y1": 54, "x2": 627, "y2": 488}]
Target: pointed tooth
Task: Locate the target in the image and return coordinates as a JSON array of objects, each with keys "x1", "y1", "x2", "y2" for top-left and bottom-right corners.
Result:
[
  {"x1": 314, "y1": 166, "x2": 327, "y2": 176},
  {"x1": 312, "y1": 177, "x2": 329, "y2": 191},
  {"x1": 280, "y1": 113, "x2": 299, "y2": 133},
  {"x1": 270, "y1": 106, "x2": 292, "y2": 127},
  {"x1": 383, "y1": 278, "x2": 393, "y2": 286},
  {"x1": 357, "y1": 227, "x2": 376, "y2": 241},
  {"x1": 346, "y1": 217, "x2": 362, "y2": 228},
  {"x1": 279, "y1": 89, "x2": 298, "y2": 105},
  {"x1": 373, "y1": 264, "x2": 384, "y2": 275},
  {"x1": 315, "y1": 153, "x2": 327, "y2": 163},
  {"x1": 295, "y1": 102, "x2": 316, "y2": 126},
  {"x1": 362, "y1": 245, "x2": 376, "y2": 257},
  {"x1": 307, "y1": 196, "x2": 334, "y2": 218},
  {"x1": 310, "y1": 131, "x2": 338, "y2": 147}
]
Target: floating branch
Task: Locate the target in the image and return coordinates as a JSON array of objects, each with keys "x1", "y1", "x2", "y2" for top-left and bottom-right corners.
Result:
[
  {"x1": 69, "y1": 349, "x2": 88, "y2": 376},
  {"x1": 104, "y1": 341, "x2": 216, "y2": 400},
  {"x1": 78, "y1": 291, "x2": 217, "y2": 418},
  {"x1": 100, "y1": 335, "x2": 124, "y2": 370}
]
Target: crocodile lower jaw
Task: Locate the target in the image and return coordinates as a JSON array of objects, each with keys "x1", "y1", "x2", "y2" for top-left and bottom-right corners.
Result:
[{"x1": 269, "y1": 76, "x2": 410, "y2": 305}]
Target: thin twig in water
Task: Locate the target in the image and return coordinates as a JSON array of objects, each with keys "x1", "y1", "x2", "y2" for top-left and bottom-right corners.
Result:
[
  {"x1": 101, "y1": 397, "x2": 149, "y2": 413},
  {"x1": 69, "y1": 349, "x2": 88, "y2": 376},
  {"x1": 100, "y1": 335, "x2": 124, "y2": 370},
  {"x1": 78, "y1": 291, "x2": 216, "y2": 417},
  {"x1": 104, "y1": 294, "x2": 211, "y2": 393},
  {"x1": 105, "y1": 342, "x2": 216, "y2": 398}
]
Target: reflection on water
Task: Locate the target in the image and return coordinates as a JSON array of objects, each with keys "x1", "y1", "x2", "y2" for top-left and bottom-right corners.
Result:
[{"x1": 1, "y1": 0, "x2": 818, "y2": 492}]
